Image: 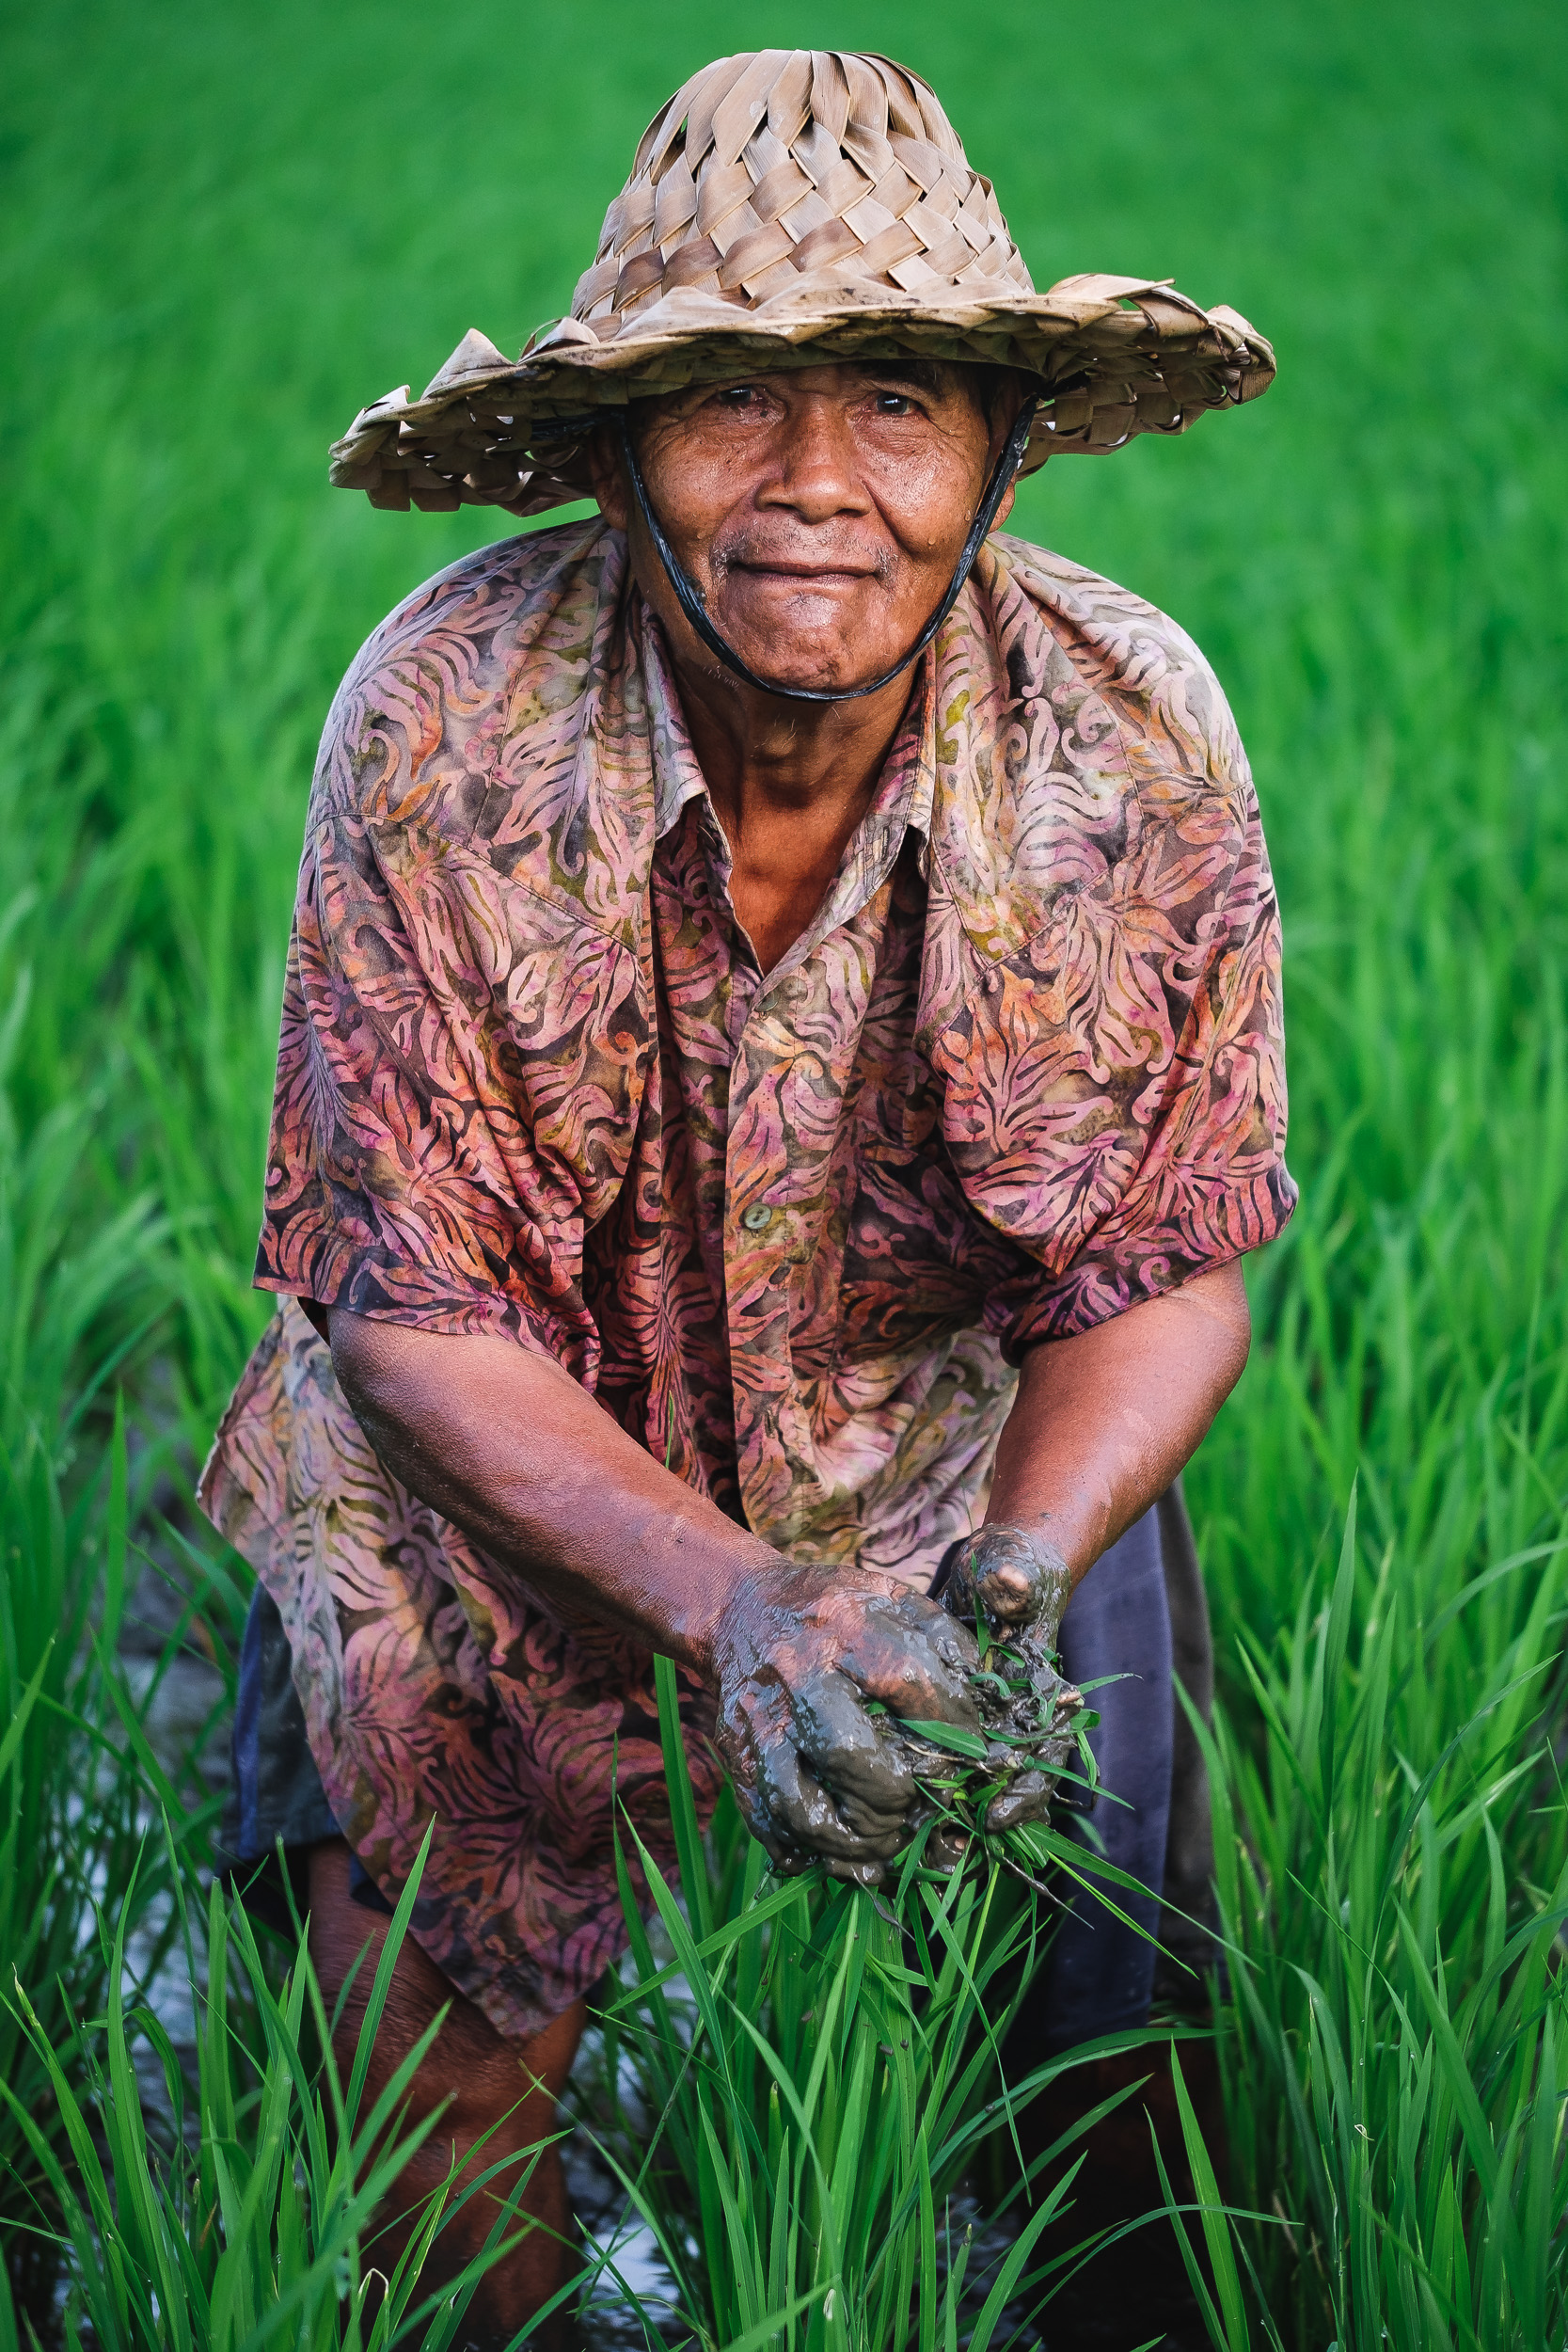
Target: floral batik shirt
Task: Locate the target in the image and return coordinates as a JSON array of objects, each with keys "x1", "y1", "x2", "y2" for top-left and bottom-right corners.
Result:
[{"x1": 198, "y1": 516, "x2": 1294, "y2": 2041}]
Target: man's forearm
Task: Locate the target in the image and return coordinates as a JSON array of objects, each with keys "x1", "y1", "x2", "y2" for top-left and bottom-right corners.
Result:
[
  {"x1": 328, "y1": 1258, "x2": 1249, "y2": 1675},
  {"x1": 327, "y1": 1310, "x2": 774, "y2": 1679},
  {"x1": 985, "y1": 1260, "x2": 1251, "y2": 1581}
]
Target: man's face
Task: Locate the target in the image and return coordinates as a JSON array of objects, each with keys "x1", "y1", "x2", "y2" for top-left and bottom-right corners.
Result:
[{"x1": 592, "y1": 360, "x2": 1022, "y2": 698}]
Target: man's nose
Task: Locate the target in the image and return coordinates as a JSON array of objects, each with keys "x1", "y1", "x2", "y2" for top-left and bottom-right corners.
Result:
[{"x1": 757, "y1": 398, "x2": 874, "y2": 523}]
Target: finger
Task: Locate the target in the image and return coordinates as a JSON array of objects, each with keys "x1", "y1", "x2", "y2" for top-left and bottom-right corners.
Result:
[
  {"x1": 757, "y1": 1736, "x2": 911, "y2": 1865},
  {"x1": 722, "y1": 1674, "x2": 914, "y2": 1861},
  {"x1": 791, "y1": 1671, "x2": 921, "y2": 1820},
  {"x1": 984, "y1": 1769, "x2": 1055, "y2": 1833},
  {"x1": 925, "y1": 1821, "x2": 971, "y2": 1876},
  {"x1": 941, "y1": 1527, "x2": 1071, "y2": 1636},
  {"x1": 1053, "y1": 1676, "x2": 1085, "y2": 1718},
  {"x1": 845, "y1": 1597, "x2": 986, "y2": 1728},
  {"x1": 973, "y1": 1551, "x2": 1040, "y2": 1628},
  {"x1": 715, "y1": 1683, "x2": 790, "y2": 1842},
  {"x1": 768, "y1": 1846, "x2": 816, "y2": 1879},
  {"x1": 1020, "y1": 1663, "x2": 1085, "y2": 1739},
  {"x1": 823, "y1": 1854, "x2": 889, "y2": 1888}
]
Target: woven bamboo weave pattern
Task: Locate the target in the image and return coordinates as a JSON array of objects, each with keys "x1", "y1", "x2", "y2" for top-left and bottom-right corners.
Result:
[
  {"x1": 573, "y1": 51, "x2": 1028, "y2": 325},
  {"x1": 328, "y1": 49, "x2": 1276, "y2": 516}
]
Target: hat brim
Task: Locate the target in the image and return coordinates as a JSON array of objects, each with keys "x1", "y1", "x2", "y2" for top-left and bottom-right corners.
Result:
[{"x1": 329, "y1": 273, "x2": 1275, "y2": 516}]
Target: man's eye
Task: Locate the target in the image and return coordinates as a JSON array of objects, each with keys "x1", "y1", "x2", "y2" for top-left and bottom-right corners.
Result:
[
  {"x1": 715, "y1": 386, "x2": 762, "y2": 410},
  {"x1": 875, "y1": 391, "x2": 916, "y2": 416}
]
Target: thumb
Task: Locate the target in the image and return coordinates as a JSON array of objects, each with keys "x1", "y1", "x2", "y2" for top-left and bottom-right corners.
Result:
[{"x1": 936, "y1": 1525, "x2": 1071, "y2": 1638}]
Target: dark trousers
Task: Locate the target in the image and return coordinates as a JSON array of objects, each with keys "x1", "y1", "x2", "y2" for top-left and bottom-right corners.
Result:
[
  {"x1": 1013, "y1": 1483, "x2": 1218, "y2": 2063},
  {"x1": 1039, "y1": 1507, "x2": 1173, "y2": 2051}
]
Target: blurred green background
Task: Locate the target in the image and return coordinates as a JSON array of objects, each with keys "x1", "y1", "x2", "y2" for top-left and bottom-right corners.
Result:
[{"x1": 3, "y1": 1, "x2": 1567, "y2": 2340}]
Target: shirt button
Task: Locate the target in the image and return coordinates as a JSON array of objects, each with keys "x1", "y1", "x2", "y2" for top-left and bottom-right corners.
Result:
[{"x1": 740, "y1": 1203, "x2": 774, "y2": 1232}]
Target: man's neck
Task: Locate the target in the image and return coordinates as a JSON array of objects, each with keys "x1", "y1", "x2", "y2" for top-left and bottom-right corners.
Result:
[{"x1": 669, "y1": 649, "x2": 918, "y2": 976}]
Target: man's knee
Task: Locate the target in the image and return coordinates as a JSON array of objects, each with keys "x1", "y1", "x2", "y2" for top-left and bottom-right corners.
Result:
[{"x1": 305, "y1": 1839, "x2": 580, "y2": 2130}]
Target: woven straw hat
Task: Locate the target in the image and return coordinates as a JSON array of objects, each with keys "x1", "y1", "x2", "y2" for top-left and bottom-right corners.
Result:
[{"x1": 330, "y1": 49, "x2": 1275, "y2": 517}]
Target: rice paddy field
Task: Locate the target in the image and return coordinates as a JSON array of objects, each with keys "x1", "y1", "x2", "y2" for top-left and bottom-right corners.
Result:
[{"x1": 3, "y1": 0, "x2": 1567, "y2": 2343}]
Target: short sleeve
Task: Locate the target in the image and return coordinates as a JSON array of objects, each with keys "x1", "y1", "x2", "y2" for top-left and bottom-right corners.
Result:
[
  {"x1": 256, "y1": 845, "x2": 599, "y2": 1363},
  {"x1": 931, "y1": 641, "x2": 1296, "y2": 1351},
  {"x1": 1000, "y1": 779, "x2": 1295, "y2": 1347}
]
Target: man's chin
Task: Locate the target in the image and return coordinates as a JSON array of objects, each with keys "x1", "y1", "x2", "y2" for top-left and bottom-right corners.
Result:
[{"x1": 704, "y1": 612, "x2": 908, "y2": 699}]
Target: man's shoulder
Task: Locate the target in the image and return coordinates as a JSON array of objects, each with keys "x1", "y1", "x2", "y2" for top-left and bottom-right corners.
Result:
[
  {"x1": 348, "y1": 514, "x2": 620, "y2": 684},
  {"x1": 984, "y1": 531, "x2": 1251, "y2": 798},
  {"x1": 924, "y1": 532, "x2": 1262, "y2": 973},
  {"x1": 315, "y1": 516, "x2": 626, "y2": 818},
  {"x1": 987, "y1": 530, "x2": 1222, "y2": 691}
]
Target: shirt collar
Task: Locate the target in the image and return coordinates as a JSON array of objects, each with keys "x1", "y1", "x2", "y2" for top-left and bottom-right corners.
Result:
[
  {"x1": 640, "y1": 612, "x2": 711, "y2": 843},
  {"x1": 639, "y1": 600, "x2": 935, "y2": 867}
]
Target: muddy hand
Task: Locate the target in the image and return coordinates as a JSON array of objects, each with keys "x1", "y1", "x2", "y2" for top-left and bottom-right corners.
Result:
[
  {"x1": 934, "y1": 1524, "x2": 1083, "y2": 1834},
  {"x1": 711, "y1": 1564, "x2": 986, "y2": 1884}
]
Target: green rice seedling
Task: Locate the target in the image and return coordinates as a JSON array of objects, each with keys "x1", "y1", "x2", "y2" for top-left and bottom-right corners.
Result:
[
  {"x1": 1195, "y1": 1495, "x2": 1568, "y2": 2348},
  {"x1": 574, "y1": 1656, "x2": 1182, "y2": 2352},
  {"x1": 0, "y1": 1827, "x2": 573, "y2": 2352},
  {"x1": 872, "y1": 1607, "x2": 1098, "y2": 1850},
  {"x1": 0, "y1": 898, "x2": 228, "y2": 2315},
  {"x1": 1145, "y1": 2047, "x2": 1289, "y2": 2352},
  {"x1": 0, "y1": 1392, "x2": 229, "y2": 2324}
]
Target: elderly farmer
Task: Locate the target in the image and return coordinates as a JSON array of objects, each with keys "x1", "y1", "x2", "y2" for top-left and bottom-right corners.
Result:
[{"x1": 202, "y1": 44, "x2": 1291, "y2": 2341}]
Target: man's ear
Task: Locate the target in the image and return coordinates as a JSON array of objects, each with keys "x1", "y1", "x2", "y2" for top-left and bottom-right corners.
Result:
[{"x1": 586, "y1": 423, "x2": 628, "y2": 531}]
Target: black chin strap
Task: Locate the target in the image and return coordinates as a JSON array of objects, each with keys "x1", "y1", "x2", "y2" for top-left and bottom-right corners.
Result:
[{"x1": 614, "y1": 397, "x2": 1038, "y2": 706}]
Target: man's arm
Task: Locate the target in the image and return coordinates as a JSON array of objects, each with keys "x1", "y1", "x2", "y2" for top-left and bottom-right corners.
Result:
[
  {"x1": 326, "y1": 1311, "x2": 769, "y2": 1680},
  {"x1": 325, "y1": 1258, "x2": 1248, "y2": 1875},
  {"x1": 328, "y1": 1308, "x2": 993, "y2": 1882},
  {"x1": 330, "y1": 1259, "x2": 1250, "y2": 1661},
  {"x1": 985, "y1": 1259, "x2": 1251, "y2": 1581}
]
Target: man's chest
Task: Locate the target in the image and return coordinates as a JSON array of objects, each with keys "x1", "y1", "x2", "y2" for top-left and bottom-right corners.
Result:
[{"x1": 634, "y1": 808, "x2": 1032, "y2": 1377}]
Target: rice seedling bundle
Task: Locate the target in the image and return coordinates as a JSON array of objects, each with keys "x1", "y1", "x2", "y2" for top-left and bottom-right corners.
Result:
[{"x1": 575, "y1": 1658, "x2": 1178, "y2": 2351}]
